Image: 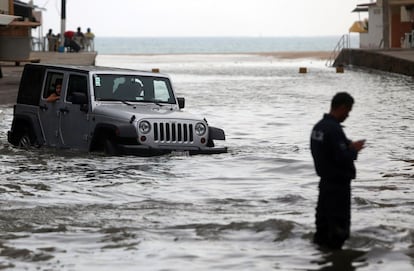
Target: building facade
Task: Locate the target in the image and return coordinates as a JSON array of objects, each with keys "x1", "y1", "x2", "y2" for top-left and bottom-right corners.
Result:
[
  {"x1": 352, "y1": 0, "x2": 414, "y2": 48},
  {"x1": 0, "y1": 0, "x2": 40, "y2": 61}
]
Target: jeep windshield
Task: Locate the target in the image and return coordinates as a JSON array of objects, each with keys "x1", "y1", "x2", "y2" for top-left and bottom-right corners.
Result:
[{"x1": 93, "y1": 74, "x2": 176, "y2": 104}]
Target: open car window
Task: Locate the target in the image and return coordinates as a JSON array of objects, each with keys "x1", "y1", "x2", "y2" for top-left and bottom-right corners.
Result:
[{"x1": 43, "y1": 72, "x2": 64, "y2": 100}]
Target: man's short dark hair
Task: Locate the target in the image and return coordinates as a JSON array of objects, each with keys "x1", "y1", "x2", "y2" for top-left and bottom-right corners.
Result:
[{"x1": 331, "y1": 92, "x2": 354, "y2": 109}]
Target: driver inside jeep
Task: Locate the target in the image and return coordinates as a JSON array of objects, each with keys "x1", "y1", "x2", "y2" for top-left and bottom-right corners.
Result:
[{"x1": 47, "y1": 79, "x2": 62, "y2": 103}]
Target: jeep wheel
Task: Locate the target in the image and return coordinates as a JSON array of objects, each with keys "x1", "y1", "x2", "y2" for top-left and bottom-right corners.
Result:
[
  {"x1": 103, "y1": 138, "x2": 119, "y2": 156},
  {"x1": 18, "y1": 133, "x2": 32, "y2": 149}
]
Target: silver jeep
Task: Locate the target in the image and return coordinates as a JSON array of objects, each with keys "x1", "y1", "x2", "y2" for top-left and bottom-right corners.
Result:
[{"x1": 8, "y1": 64, "x2": 227, "y2": 156}]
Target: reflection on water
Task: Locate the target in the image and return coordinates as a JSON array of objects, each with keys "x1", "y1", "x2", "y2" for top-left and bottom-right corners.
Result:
[{"x1": 0, "y1": 54, "x2": 413, "y2": 270}]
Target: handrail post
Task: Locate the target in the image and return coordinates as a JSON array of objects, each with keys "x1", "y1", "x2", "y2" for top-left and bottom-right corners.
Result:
[{"x1": 326, "y1": 34, "x2": 350, "y2": 67}]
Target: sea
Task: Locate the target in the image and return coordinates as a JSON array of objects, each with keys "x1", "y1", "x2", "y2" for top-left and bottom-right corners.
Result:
[
  {"x1": 94, "y1": 36, "x2": 360, "y2": 55},
  {"x1": 0, "y1": 36, "x2": 413, "y2": 271}
]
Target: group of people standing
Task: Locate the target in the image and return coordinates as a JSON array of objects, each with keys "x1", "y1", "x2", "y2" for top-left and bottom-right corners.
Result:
[{"x1": 46, "y1": 27, "x2": 95, "y2": 52}]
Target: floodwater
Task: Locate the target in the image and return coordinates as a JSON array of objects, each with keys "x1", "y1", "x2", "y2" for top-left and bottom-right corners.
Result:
[{"x1": 0, "y1": 54, "x2": 413, "y2": 270}]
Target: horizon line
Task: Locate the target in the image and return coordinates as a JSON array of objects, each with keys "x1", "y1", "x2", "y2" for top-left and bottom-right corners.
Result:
[{"x1": 94, "y1": 35, "x2": 356, "y2": 39}]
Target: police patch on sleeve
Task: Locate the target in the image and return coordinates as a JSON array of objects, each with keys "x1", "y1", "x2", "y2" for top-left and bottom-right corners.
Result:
[{"x1": 311, "y1": 130, "x2": 324, "y2": 141}]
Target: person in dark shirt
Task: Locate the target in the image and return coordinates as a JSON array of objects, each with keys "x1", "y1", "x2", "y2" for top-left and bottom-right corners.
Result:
[{"x1": 310, "y1": 92, "x2": 365, "y2": 250}]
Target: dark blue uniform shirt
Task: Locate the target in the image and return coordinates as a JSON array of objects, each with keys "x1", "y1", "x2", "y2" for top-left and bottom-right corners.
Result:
[{"x1": 310, "y1": 114, "x2": 358, "y2": 181}]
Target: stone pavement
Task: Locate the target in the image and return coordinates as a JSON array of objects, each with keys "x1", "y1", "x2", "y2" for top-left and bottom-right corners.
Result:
[{"x1": 379, "y1": 48, "x2": 414, "y2": 62}]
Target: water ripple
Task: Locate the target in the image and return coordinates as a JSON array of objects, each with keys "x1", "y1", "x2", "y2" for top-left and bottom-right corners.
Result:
[{"x1": 0, "y1": 56, "x2": 413, "y2": 270}]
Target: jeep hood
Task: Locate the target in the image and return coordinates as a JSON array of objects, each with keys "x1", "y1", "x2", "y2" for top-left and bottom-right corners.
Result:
[{"x1": 93, "y1": 103, "x2": 203, "y2": 122}]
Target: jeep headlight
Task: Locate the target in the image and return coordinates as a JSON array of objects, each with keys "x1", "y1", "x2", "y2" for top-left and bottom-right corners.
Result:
[
  {"x1": 139, "y1": 121, "x2": 151, "y2": 134},
  {"x1": 195, "y1": 122, "x2": 207, "y2": 136}
]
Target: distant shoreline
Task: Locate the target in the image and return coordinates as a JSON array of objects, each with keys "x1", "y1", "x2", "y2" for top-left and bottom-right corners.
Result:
[
  {"x1": 261, "y1": 51, "x2": 331, "y2": 59},
  {"x1": 97, "y1": 51, "x2": 331, "y2": 60}
]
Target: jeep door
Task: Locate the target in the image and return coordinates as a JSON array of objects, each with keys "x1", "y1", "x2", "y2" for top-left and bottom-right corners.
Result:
[
  {"x1": 38, "y1": 70, "x2": 64, "y2": 147},
  {"x1": 59, "y1": 73, "x2": 90, "y2": 150}
]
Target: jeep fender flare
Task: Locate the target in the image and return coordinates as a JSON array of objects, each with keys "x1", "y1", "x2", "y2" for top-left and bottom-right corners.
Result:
[
  {"x1": 90, "y1": 123, "x2": 138, "y2": 151},
  {"x1": 208, "y1": 126, "x2": 225, "y2": 141},
  {"x1": 206, "y1": 126, "x2": 225, "y2": 148}
]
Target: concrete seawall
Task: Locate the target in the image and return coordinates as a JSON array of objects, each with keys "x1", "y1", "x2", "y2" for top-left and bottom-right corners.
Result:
[
  {"x1": 334, "y1": 49, "x2": 414, "y2": 77},
  {"x1": 30, "y1": 51, "x2": 97, "y2": 66},
  {"x1": 0, "y1": 51, "x2": 97, "y2": 66}
]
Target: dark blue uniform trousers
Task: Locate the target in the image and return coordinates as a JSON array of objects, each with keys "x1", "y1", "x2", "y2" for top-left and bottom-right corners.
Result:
[{"x1": 314, "y1": 178, "x2": 351, "y2": 249}]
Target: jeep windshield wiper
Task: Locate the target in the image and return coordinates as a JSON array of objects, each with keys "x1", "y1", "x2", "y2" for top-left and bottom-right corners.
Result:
[
  {"x1": 121, "y1": 100, "x2": 134, "y2": 106},
  {"x1": 141, "y1": 99, "x2": 175, "y2": 107},
  {"x1": 97, "y1": 98, "x2": 134, "y2": 106}
]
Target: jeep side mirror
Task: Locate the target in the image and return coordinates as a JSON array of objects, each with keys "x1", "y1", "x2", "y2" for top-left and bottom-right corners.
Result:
[
  {"x1": 177, "y1": 97, "x2": 185, "y2": 109},
  {"x1": 72, "y1": 92, "x2": 88, "y2": 105},
  {"x1": 72, "y1": 92, "x2": 89, "y2": 112}
]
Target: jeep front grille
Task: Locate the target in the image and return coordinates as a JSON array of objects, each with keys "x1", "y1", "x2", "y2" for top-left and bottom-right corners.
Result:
[{"x1": 153, "y1": 122, "x2": 194, "y2": 143}]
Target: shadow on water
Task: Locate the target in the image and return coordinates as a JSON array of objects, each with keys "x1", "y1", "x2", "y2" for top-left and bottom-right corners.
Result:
[{"x1": 311, "y1": 249, "x2": 367, "y2": 271}]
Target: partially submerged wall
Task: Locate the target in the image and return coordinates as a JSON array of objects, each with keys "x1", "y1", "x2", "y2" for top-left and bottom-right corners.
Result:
[{"x1": 334, "y1": 48, "x2": 414, "y2": 76}]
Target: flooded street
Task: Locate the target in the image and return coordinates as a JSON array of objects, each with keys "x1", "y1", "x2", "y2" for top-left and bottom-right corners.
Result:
[{"x1": 0, "y1": 54, "x2": 413, "y2": 270}]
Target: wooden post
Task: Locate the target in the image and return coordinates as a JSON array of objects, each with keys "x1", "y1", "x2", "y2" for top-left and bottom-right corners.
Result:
[
  {"x1": 336, "y1": 66, "x2": 344, "y2": 73},
  {"x1": 8, "y1": 0, "x2": 14, "y2": 15}
]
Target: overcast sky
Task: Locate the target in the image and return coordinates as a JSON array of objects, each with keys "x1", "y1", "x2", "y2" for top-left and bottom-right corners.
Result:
[{"x1": 30, "y1": 0, "x2": 366, "y2": 37}]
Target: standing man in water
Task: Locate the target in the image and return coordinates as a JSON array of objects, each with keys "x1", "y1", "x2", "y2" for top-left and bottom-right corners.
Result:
[{"x1": 310, "y1": 92, "x2": 365, "y2": 250}]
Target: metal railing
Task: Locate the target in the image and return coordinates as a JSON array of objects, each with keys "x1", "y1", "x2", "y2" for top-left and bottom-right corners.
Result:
[
  {"x1": 326, "y1": 34, "x2": 350, "y2": 67},
  {"x1": 378, "y1": 38, "x2": 384, "y2": 49}
]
